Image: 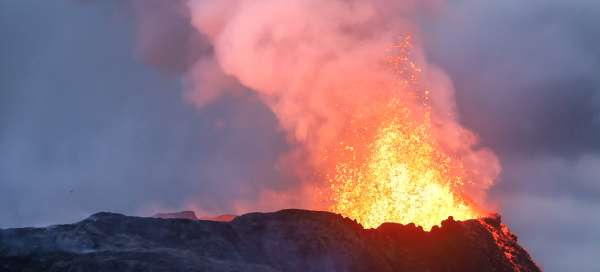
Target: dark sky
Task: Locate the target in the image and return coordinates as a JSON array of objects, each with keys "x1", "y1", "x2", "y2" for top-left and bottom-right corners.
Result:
[{"x1": 1, "y1": 1, "x2": 599, "y2": 271}]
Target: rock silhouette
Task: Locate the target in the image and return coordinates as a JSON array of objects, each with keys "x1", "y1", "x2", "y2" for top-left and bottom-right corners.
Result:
[{"x1": 0, "y1": 209, "x2": 540, "y2": 272}]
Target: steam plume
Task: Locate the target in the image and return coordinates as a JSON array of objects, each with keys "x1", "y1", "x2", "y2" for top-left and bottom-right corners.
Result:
[{"x1": 181, "y1": 0, "x2": 500, "y2": 212}]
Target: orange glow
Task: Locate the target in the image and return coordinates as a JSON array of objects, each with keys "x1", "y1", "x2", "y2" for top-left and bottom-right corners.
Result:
[{"x1": 327, "y1": 37, "x2": 481, "y2": 230}]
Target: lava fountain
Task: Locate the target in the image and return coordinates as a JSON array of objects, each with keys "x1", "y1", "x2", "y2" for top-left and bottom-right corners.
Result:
[
  {"x1": 328, "y1": 103, "x2": 481, "y2": 230},
  {"x1": 185, "y1": 0, "x2": 499, "y2": 232},
  {"x1": 328, "y1": 38, "x2": 481, "y2": 230}
]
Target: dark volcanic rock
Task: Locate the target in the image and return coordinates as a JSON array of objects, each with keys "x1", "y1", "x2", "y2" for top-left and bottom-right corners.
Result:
[
  {"x1": 153, "y1": 211, "x2": 237, "y2": 222},
  {"x1": 0, "y1": 209, "x2": 540, "y2": 272},
  {"x1": 199, "y1": 214, "x2": 237, "y2": 222},
  {"x1": 153, "y1": 211, "x2": 199, "y2": 220}
]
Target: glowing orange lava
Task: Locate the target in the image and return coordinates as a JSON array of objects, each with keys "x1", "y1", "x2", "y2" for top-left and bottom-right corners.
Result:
[{"x1": 328, "y1": 37, "x2": 481, "y2": 231}]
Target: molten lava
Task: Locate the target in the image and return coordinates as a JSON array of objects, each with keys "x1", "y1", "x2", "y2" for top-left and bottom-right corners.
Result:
[{"x1": 328, "y1": 38, "x2": 481, "y2": 231}]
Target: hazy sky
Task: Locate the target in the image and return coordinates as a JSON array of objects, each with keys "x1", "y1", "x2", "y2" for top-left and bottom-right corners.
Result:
[{"x1": 1, "y1": 1, "x2": 599, "y2": 271}]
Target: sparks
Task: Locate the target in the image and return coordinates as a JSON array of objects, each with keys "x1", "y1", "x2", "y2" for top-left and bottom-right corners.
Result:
[{"x1": 328, "y1": 37, "x2": 481, "y2": 230}]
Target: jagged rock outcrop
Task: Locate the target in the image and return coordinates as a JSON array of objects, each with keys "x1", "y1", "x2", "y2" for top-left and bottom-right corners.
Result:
[
  {"x1": 0, "y1": 209, "x2": 540, "y2": 272},
  {"x1": 153, "y1": 211, "x2": 199, "y2": 220},
  {"x1": 199, "y1": 214, "x2": 237, "y2": 222},
  {"x1": 153, "y1": 211, "x2": 237, "y2": 222}
]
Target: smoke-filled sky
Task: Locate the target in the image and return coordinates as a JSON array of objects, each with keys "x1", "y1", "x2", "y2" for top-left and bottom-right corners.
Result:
[{"x1": 1, "y1": 1, "x2": 599, "y2": 271}]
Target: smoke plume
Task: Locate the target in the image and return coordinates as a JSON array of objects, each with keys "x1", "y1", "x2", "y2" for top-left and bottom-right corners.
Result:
[{"x1": 172, "y1": 0, "x2": 501, "y2": 212}]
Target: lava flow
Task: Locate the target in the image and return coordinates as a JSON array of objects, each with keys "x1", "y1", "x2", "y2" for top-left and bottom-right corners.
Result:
[{"x1": 328, "y1": 38, "x2": 482, "y2": 231}]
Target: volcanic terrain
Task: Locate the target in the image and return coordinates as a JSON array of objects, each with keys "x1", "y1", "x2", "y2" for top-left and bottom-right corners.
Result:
[{"x1": 0, "y1": 209, "x2": 540, "y2": 272}]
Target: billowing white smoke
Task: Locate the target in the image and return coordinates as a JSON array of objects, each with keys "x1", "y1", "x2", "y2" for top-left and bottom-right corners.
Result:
[{"x1": 175, "y1": 0, "x2": 499, "y2": 211}]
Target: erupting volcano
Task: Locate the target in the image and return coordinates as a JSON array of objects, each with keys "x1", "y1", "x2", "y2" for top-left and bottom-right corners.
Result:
[
  {"x1": 185, "y1": 0, "x2": 500, "y2": 232},
  {"x1": 328, "y1": 38, "x2": 482, "y2": 230},
  {"x1": 329, "y1": 104, "x2": 481, "y2": 230},
  {"x1": 0, "y1": 0, "x2": 544, "y2": 271}
]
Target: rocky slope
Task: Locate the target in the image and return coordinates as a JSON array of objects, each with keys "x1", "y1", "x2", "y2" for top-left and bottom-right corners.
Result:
[{"x1": 0, "y1": 209, "x2": 540, "y2": 272}]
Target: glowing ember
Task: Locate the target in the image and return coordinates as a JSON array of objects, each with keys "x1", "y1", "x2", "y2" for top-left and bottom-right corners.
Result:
[{"x1": 328, "y1": 37, "x2": 481, "y2": 230}]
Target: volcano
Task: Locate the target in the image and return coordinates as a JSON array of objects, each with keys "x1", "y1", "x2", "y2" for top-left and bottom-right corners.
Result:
[{"x1": 0, "y1": 209, "x2": 539, "y2": 271}]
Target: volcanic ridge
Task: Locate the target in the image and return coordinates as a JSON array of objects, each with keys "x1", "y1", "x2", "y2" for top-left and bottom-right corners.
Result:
[{"x1": 0, "y1": 209, "x2": 540, "y2": 272}]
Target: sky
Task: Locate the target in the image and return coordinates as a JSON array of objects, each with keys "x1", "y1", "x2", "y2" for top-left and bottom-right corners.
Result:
[{"x1": 1, "y1": 1, "x2": 599, "y2": 271}]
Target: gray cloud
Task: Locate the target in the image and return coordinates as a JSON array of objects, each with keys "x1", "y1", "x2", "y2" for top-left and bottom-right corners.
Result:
[
  {"x1": 424, "y1": 0, "x2": 600, "y2": 158},
  {"x1": 0, "y1": 0, "x2": 295, "y2": 227},
  {"x1": 126, "y1": 0, "x2": 211, "y2": 74},
  {"x1": 496, "y1": 156, "x2": 600, "y2": 201},
  {"x1": 498, "y1": 192, "x2": 600, "y2": 272}
]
